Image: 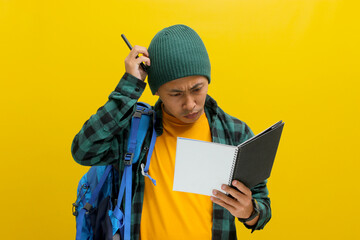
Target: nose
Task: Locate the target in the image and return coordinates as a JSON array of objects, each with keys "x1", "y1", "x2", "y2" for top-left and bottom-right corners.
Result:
[{"x1": 182, "y1": 94, "x2": 196, "y2": 112}]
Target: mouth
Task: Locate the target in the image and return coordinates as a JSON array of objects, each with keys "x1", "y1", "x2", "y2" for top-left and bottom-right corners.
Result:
[{"x1": 184, "y1": 112, "x2": 199, "y2": 119}]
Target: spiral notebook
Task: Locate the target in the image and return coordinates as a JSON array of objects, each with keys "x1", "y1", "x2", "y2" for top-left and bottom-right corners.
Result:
[{"x1": 173, "y1": 120, "x2": 284, "y2": 196}]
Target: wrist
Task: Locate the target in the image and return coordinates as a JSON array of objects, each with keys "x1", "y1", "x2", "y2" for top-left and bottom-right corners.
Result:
[
  {"x1": 238, "y1": 199, "x2": 260, "y2": 223},
  {"x1": 244, "y1": 214, "x2": 259, "y2": 226}
]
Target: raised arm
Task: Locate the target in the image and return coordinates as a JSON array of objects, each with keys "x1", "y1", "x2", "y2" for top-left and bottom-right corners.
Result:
[{"x1": 71, "y1": 45, "x2": 151, "y2": 166}]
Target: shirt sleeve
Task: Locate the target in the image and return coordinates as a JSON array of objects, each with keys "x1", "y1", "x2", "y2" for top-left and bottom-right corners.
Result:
[
  {"x1": 71, "y1": 73, "x2": 146, "y2": 166},
  {"x1": 242, "y1": 180, "x2": 272, "y2": 233}
]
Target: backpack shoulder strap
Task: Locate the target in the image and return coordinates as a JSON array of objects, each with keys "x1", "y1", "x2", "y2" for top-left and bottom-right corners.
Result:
[
  {"x1": 135, "y1": 102, "x2": 157, "y2": 184},
  {"x1": 140, "y1": 120, "x2": 157, "y2": 185},
  {"x1": 113, "y1": 101, "x2": 157, "y2": 240}
]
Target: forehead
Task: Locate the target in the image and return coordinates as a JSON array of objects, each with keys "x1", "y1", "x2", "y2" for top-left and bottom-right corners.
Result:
[{"x1": 161, "y1": 75, "x2": 208, "y2": 91}]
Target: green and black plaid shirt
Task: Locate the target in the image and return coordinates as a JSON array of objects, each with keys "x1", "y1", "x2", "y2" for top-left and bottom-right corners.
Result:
[{"x1": 71, "y1": 73, "x2": 271, "y2": 239}]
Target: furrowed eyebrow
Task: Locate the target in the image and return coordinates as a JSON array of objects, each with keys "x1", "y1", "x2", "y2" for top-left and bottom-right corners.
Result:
[
  {"x1": 169, "y1": 89, "x2": 183, "y2": 93},
  {"x1": 168, "y1": 83, "x2": 204, "y2": 93},
  {"x1": 190, "y1": 83, "x2": 203, "y2": 90}
]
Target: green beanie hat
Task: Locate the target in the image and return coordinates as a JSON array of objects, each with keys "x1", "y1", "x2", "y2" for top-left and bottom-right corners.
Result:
[{"x1": 147, "y1": 24, "x2": 211, "y2": 95}]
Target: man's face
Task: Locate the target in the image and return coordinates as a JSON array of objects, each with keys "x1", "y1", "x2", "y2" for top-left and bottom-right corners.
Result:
[{"x1": 155, "y1": 75, "x2": 209, "y2": 124}]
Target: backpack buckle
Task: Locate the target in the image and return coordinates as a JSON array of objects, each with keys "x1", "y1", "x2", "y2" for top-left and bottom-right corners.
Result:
[
  {"x1": 133, "y1": 111, "x2": 142, "y2": 119},
  {"x1": 83, "y1": 203, "x2": 92, "y2": 212},
  {"x1": 124, "y1": 153, "x2": 134, "y2": 166},
  {"x1": 135, "y1": 107, "x2": 154, "y2": 117}
]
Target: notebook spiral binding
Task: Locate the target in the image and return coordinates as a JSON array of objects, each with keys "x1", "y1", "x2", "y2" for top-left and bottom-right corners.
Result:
[{"x1": 228, "y1": 148, "x2": 239, "y2": 186}]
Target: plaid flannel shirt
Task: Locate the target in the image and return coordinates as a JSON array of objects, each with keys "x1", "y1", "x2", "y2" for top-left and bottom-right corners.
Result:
[{"x1": 71, "y1": 73, "x2": 271, "y2": 239}]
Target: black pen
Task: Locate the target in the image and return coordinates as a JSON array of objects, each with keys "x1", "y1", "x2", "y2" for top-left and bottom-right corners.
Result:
[{"x1": 121, "y1": 34, "x2": 149, "y2": 72}]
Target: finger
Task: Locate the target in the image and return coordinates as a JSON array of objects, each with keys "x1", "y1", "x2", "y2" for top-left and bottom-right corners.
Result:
[
  {"x1": 221, "y1": 184, "x2": 246, "y2": 201},
  {"x1": 210, "y1": 195, "x2": 236, "y2": 213},
  {"x1": 232, "y1": 180, "x2": 252, "y2": 197},
  {"x1": 134, "y1": 56, "x2": 151, "y2": 66},
  {"x1": 130, "y1": 45, "x2": 149, "y2": 58},
  {"x1": 212, "y1": 189, "x2": 239, "y2": 207}
]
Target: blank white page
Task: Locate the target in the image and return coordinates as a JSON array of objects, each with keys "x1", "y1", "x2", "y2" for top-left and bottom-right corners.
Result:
[{"x1": 173, "y1": 137, "x2": 237, "y2": 196}]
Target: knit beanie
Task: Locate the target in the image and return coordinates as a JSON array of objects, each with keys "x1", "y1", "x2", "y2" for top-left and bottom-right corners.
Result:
[{"x1": 147, "y1": 24, "x2": 211, "y2": 95}]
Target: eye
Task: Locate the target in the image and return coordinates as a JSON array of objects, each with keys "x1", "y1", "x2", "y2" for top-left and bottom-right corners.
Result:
[
  {"x1": 169, "y1": 93, "x2": 181, "y2": 97},
  {"x1": 192, "y1": 88, "x2": 201, "y2": 92}
]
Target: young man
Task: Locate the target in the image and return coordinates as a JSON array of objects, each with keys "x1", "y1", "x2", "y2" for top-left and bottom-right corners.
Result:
[{"x1": 72, "y1": 24, "x2": 271, "y2": 239}]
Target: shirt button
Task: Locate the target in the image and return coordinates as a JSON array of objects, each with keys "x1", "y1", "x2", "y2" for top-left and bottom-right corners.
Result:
[{"x1": 135, "y1": 87, "x2": 140, "y2": 92}]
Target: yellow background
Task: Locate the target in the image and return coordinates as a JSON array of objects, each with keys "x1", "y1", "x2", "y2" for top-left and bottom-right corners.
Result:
[{"x1": 1, "y1": 0, "x2": 359, "y2": 239}]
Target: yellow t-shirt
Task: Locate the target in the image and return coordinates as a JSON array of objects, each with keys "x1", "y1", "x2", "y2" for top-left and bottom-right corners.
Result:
[{"x1": 140, "y1": 105, "x2": 213, "y2": 240}]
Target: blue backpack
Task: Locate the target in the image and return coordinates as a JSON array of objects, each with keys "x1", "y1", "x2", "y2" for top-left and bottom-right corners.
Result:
[{"x1": 72, "y1": 102, "x2": 157, "y2": 240}]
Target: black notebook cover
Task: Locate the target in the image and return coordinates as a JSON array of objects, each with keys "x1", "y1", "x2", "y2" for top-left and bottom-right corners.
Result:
[{"x1": 231, "y1": 121, "x2": 284, "y2": 189}]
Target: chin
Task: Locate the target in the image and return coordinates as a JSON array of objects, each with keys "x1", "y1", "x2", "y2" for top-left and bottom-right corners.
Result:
[
  {"x1": 181, "y1": 114, "x2": 201, "y2": 123},
  {"x1": 180, "y1": 118, "x2": 197, "y2": 124}
]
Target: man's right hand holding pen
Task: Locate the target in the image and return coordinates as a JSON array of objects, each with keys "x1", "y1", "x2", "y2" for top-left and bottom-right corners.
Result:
[
  {"x1": 124, "y1": 45, "x2": 150, "y2": 82},
  {"x1": 122, "y1": 34, "x2": 150, "y2": 81}
]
